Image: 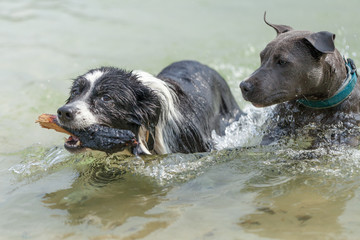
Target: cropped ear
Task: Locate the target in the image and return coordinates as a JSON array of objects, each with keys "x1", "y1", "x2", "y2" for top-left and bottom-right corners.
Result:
[
  {"x1": 304, "y1": 31, "x2": 336, "y2": 54},
  {"x1": 264, "y1": 12, "x2": 293, "y2": 36}
]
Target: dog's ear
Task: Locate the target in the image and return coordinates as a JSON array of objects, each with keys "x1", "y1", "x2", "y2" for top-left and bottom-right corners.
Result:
[
  {"x1": 304, "y1": 31, "x2": 336, "y2": 54},
  {"x1": 264, "y1": 12, "x2": 293, "y2": 36}
]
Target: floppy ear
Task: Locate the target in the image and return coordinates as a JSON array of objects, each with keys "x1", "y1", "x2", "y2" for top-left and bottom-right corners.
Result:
[
  {"x1": 264, "y1": 12, "x2": 293, "y2": 36},
  {"x1": 304, "y1": 31, "x2": 336, "y2": 54}
]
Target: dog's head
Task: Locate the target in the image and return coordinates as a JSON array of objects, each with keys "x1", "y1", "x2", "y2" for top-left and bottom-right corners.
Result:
[
  {"x1": 57, "y1": 67, "x2": 161, "y2": 153},
  {"x1": 240, "y1": 13, "x2": 342, "y2": 107}
]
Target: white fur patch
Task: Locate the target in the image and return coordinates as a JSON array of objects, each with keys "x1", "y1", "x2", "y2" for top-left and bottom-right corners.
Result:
[
  {"x1": 82, "y1": 70, "x2": 105, "y2": 101},
  {"x1": 134, "y1": 70, "x2": 182, "y2": 154},
  {"x1": 84, "y1": 70, "x2": 104, "y2": 84},
  {"x1": 60, "y1": 70, "x2": 105, "y2": 129}
]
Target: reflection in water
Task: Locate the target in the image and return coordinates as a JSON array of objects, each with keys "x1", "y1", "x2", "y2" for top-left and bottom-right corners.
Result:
[
  {"x1": 7, "y1": 140, "x2": 360, "y2": 239},
  {"x1": 39, "y1": 149, "x2": 249, "y2": 232},
  {"x1": 239, "y1": 178, "x2": 350, "y2": 239},
  {"x1": 237, "y1": 146, "x2": 360, "y2": 239},
  {"x1": 42, "y1": 156, "x2": 170, "y2": 229},
  {"x1": 7, "y1": 110, "x2": 360, "y2": 239}
]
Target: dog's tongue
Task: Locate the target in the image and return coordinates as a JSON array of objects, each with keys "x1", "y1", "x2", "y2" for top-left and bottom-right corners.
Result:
[
  {"x1": 252, "y1": 103, "x2": 266, "y2": 108},
  {"x1": 64, "y1": 135, "x2": 83, "y2": 153}
]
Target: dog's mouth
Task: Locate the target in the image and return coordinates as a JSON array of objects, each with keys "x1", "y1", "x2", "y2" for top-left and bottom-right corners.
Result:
[
  {"x1": 252, "y1": 102, "x2": 267, "y2": 108},
  {"x1": 64, "y1": 135, "x2": 85, "y2": 153},
  {"x1": 249, "y1": 92, "x2": 290, "y2": 108},
  {"x1": 61, "y1": 124, "x2": 139, "y2": 154},
  {"x1": 37, "y1": 114, "x2": 140, "y2": 154}
]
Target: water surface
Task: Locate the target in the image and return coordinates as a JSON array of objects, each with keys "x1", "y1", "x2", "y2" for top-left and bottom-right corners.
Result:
[{"x1": 1, "y1": 0, "x2": 360, "y2": 239}]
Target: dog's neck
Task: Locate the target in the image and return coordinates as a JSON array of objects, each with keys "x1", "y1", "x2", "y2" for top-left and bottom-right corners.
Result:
[
  {"x1": 134, "y1": 70, "x2": 183, "y2": 155},
  {"x1": 297, "y1": 57, "x2": 357, "y2": 109}
]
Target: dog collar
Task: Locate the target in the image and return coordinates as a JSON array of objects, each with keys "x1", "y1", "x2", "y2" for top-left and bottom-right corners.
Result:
[{"x1": 297, "y1": 58, "x2": 357, "y2": 109}]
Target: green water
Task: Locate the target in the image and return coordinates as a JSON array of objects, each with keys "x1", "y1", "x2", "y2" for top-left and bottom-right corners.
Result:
[{"x1": 1, "y1": 0, "x2": 360, "y2": 239}]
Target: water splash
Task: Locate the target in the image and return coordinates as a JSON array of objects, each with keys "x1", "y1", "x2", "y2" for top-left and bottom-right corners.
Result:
[
  {"x1": 8, "y1": 109, "x2": 360, "y2": 187},
  {"x1": 212, "y1": 106, "x2": 273, "y2": 150},
  {"x1": 212, "y1": 63, "x2": 250, "y2": 80},
  {"x1": 9, "y1": 145, "x2": 71, "y2": 177}
]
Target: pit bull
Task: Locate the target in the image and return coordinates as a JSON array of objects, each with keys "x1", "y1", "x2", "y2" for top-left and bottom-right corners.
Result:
[{"x1": 240, "y1": 13, "x2": 359, "y2": 146}]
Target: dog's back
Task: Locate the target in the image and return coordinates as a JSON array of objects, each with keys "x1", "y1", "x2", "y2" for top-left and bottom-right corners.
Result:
[{"x1": 156, "y1": 60, "x2": 243, "y2": 152}]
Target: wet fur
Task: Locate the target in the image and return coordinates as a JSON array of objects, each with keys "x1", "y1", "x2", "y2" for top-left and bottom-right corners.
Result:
[
  {"x1": 58, "y1": 60, "x2": 242, "y2": 154},
  {"x1": 240, "y1": 15, "x2": 360, "y2": 146}
]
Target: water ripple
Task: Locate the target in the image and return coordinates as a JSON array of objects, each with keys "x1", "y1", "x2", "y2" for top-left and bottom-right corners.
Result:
[{"x1": 9, "y1": 145, "x2": 71, "y2": 177}]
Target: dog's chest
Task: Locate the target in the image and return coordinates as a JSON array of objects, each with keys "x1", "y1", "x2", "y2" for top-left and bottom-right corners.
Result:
[{"x1": 262, "y1": 102, "x2": 360, "y2": 147}]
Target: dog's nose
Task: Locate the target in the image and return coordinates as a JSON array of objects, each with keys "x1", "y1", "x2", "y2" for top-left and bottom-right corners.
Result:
[
  {"x1": 240, "y1": 81, "x2": 254, "y2": 95},
  {"x1": 57, "y1": 105, "x2": 76, "y2": 122}
]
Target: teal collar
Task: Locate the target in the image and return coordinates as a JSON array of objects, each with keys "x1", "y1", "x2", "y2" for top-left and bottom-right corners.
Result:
[{"x1": 297, "y1": 58, "x2": 357, "y2": 109}]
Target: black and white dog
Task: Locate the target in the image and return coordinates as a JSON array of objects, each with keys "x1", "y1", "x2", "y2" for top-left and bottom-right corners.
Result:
[{"x1": 57, "y1": 60, "x2": 242, "y2": 155}]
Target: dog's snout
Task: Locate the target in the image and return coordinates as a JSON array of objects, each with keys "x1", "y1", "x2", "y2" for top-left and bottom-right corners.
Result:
[
  {"x1": 57, "y1": 105, "x2": 76, "y2": 122},
  {"x1": 240, "y1": 81, "x2": 254, "y2": 95}
]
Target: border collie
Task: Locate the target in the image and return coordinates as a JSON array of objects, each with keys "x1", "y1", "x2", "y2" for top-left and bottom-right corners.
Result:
[{"x1": 57, "y1": 60, "x2": 242, "y2": 155}]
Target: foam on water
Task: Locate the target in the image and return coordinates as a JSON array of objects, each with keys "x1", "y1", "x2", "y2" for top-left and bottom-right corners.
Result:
[
  {"x1": 212, "y1": 106, "x2": 273, "y2": 149},
  {"x1": 8, "y1": 106, "x2": 360, "y2": 187},
  {"x1": 7, "y1": 105, "x2": 272, "y2": 185}
]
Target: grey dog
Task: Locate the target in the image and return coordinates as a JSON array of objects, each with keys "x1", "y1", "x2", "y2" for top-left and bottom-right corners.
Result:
[{"x1": 240, "y1": 13, "x2": 359, "y2": 146}]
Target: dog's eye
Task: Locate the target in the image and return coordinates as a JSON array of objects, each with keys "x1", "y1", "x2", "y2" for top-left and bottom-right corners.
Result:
[
  {"x1": 71, "y1": 89, "x2": 80, "y2": 97},
  {"x1": 277, "y1": 59, "x2": 287, "y2": 66},
  {"x1": 101, "y1": 94, "x2": 112, "y2": 102}
]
